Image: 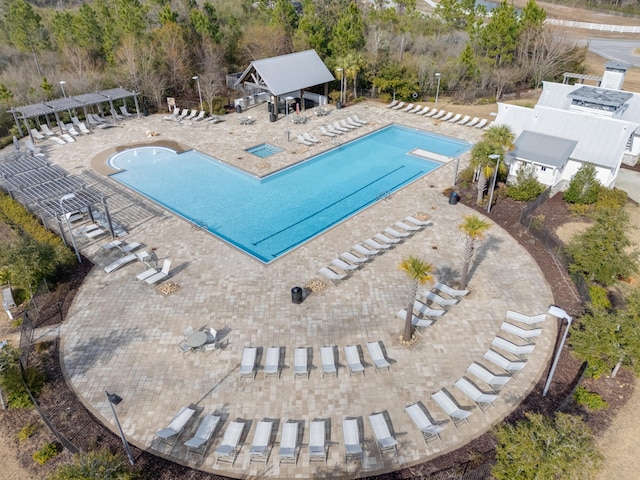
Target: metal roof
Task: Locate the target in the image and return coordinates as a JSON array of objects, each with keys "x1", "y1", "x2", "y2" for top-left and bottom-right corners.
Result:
[
  {"x1": 568, "y1": 86, "x2": 632, "y2": 108},
  {"x1": 605, "y1": 60, "x2": 631, "y2": 72},
  {"x1": 508, "y1": 131, "x2": 577, "y2": 169},
  {"x1": 235, "y1": 50, "x2": 334, "y2": 96},
  {"x1": 494, "y1": 103, "x2": 534, "y2": 136}
]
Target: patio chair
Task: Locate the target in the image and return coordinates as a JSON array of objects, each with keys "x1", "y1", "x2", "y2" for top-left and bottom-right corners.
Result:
[
  {"x1": 320, "y1": 126, "x2": 337, "y2": 137},
  {"x1": 321, "y1": 345, "x2": 337, "y2": 378},
  {"x1": 374, "y1": 232, "x2": 402, "y2": 245},
  {"x1": 420, "y1": 290, "x2": 459, "y2": 307},
  {"x1": 30, "y1": 128, "x2": 45, "y2": 140},
  {"x1": 326, "y1": 124, "x2": 343, "y2": 135},
  {"x1": 344, "y1": 345, "x2": 365, "y2": 376},
  {"x1": 366, "y1": 341, "x2": 390, "y2": 372},
  {"x1": 491, "y1": 336, "x2": 535, "y2": 357},
  {"x1": 352, "y1": 244, "x2": 380, "y2": 256},
  {"x1": 119, "y1": 105, "x2": 133, "y2": 117},
  {"x1": 505, "y1": 310, "x2": 547, "y2": 325},
  {"x1": 386, "y1": 100, "x2": 399, "y2": 108},
  {"x1": 369, "y1": 412, "x2": 398, "y2": 455},
  {"x1": 345, "y1": 117, "x2": 362, "y2": 128},
  {"x1": 50, "y1": 136, "x2": 66, "y2": 145},
  {"x1": 457, "y1": 115, "x2": 471, "y2": 126},
  {"x1": 40, "y1": 124, "x2": 55, "y2": 136},
  {"x1": 318, "y1": 266, "x2": 347, "y2": 285},
  {"x1": 155, "y1": 405, "x2": 197, "y2": 447},
  {"x1": 278, "y1": 421, "x2": 301, "y2": 465},
  {"x1": 415, "y1": 106, "x2": 430, "y2": 115},
  {"x1": 466, "y1": 117, "x2": 480, "y2": 127},
  {"x1": 440, "y1": 112, "x2": 454, "y2": 121},
  {"x1": 433, "y1": 282, "x2": 469, "y2": 297},
  {"x1": 136, "y1": 264, "x2": 161, "y2": 281},
  {"x1": 111, "y1": 108, "x2": 125, "y2": 120},
  {"x1": 405, "y1": 402, "x2": 445, "y2": 445},
  {"x1": 332, "y1": 121, "x2": 350, "y2": 133},
  {"x1": 294, "y1": 347, "x2": 310, "y2": 379},
  {"x1": 104, "y1": 253, "x2": 138, "y2": 273},
  {"x1": 352, "y1": 114, "x2": 368, "y2": 124},
  {"x1": 184, "y1": 414, "x2": 221, "y2": 458},
  {"x1": 186, "y1": 109, "x2": 198, "y2": 120},
  {"x1": 296, "y1": 134, "x2": 313, "y2": 146},
  {"x1": 431, "y1": 109, "x2": 446, "y2": 119},
  {"x1": 78, "y1": 122, "x2": 91, "y2": 134},
  {"x1": 339, "y1": 119, "x2": 357, "y2": 130},
  {"x1": 466, "y1": 361, "x2": 511, "y2": 392},
  {"x1": 482, "y1": 349, "x2": 527, "y2": 374},
  {"x1": 409, "y1": 104, "x2": 423, "y2": 114},
  {"x1": 308, "y1": 419, "x2": 328, "y2": 464},
  {"x1": 500, "y1": 321, "x2": 543, "y2": 339},
  {"x1": 331, "y1": 258, "x2": 361, "y2": 272},
  {"x1": 424, "y1": 108, "x2": 438, "y2": 117},
  {"x1": 411, "y1": 300, "x2": 446, "y2": 318},
  {"x1": 474, "y1": 118, "x2": 488, "y2": 129},
  {"x1": 61, "y1": 133, "x2": 76, "y2": 143},
  {"x1": 264, "y1": 346, "x2": 281, "y2": 378},
  {"x1": 303, "y1": 132, "x2": 321, "y2": 144},
  {"x1": 364, "y1": 238, "x2": 392, "y2": 251},
  {"x1": 118, "y1": 241, "x2": 142, "y2": 254},
  {"x1": 396, "y1": 310, "x2": 434, "y2": 333},
  {"x1": 248, "y1": 420, "x2": 274, "y2": 464},
  {"x1": 431, "y1": 389, "x2": 472, "y2": 430},
  {"x1": 394, "y1": 220, "x2": 421, "y2": 232},
  {"x1": 400, "y1": 103, "x2": 414, "y2": 112},
  {"x1": 454, "y1": 377, "x2": 498, "y2": 413},
  {"x1": 342, "y1": 418, "x2": 363, "y2": 461},
  {"x1": 340, "y1": 251, "x2": 370, "y2": 264},
  {"x1": 391, "y1": 101, "x2": 405, "y2": 110},
  {"x1": 239, "y1": 347, "x2": 257, "y2": 379},
  {"x1": 404, "y1": 215, "x2": 432, "y2": 227},
  {"x1": 144, "y1": 259, "x2": 171, "y2": 285},
  {"x1": 177, "y1": 339, "x2": 193, "y2": 357},
  {"x1": 384, "y1": 227, "x2": 411, "y2": 238},
  {"x1": 215, "y1": 420, "x2": 245, "y2": 465},
  {"x1": 25, "y1": 139, "x2": 44, "y2": 157},
  {"x1": 194, "y1": 111, "x2": 206, "y2": 121},
  {"x1": 448, "y1": 113, "x2": 462, "y2": 123}
]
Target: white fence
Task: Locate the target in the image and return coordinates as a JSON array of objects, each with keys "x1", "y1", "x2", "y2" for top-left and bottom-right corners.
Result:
[{"x1": 546, "y1": 19, "x2": 640, "y2": 34}]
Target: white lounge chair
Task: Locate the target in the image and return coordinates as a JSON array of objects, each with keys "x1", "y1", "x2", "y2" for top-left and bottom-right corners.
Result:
[
  {"x1": 184, "y1": 414, "x2": 221, "y2": 458},
  {"x1": 215, "y1": 421, "x2": 245, "y2": 465},
  {"x1": 407, "y1": 300, "x2": 445, "y2": 318},
  {"x1": 440, "y1": 112, "x2": 454, "y2": 121},
  {"x1": 474, "y1": 118, "x2": 488, "y2": 129},
  {"x1": 374, "y1": 232, "x2": 401, "y2": 245},
  {"x1": 448, "y1": 113, "x2": 462, "y2": 123},
  {"x1": 340, "y1": 251, "x2": 370, "y2": 264},
  {"x1": 119, "y1": 105, "x2": 134, "y2": 117},
  {"x1": 110, "y1": 108, "x2": 125, "y2": 120},
  {"x1": 278, "y1": 421, "x2": 300, "y2": 465},
  {"x1": 296, "y1": 134, "x2": 313, "y2": 146},
  {"x1": 408, "y1": 104, "x2": 423, "y2": 114},
  {"x1": 61, "y1": 133, "x2": 76, "y2": 143},
  {"x1": 384, "y1": 227, "x2": 410, "y2": 238},
  {"x1": 30, "y1": 128, "x2": 45, "y2": 140},
  {"x1": 2, "y1": 286, "x2": 16, "y2": 309},
  {"x1": 104, "y1": 253, "x2": 139, "y2": 273},
  {"x1": 366, "y1": 341, "x2": 390, "y2": 372},
  {"x1": 454, "y1": 377, "x2": 498, "y2": 413},
  {"x1": 352, "y1": 114, "x2": 368, "y2": 124},
  {"x1": 394, "y1": 220, "x2": 420, "y2": 232},
  {"x1": 364, "y1": 238, "x2": 392, "y2": 250},
  {"x1": 391, "y1": 101, "x2": 405, "y2": 110},
  {"x1": 500, "y1": 321, "x2": 543, "y2": 339},
  {"x1": 25, "y1": 139, "x2": 44, "y2": 157},
  {"x1": 303, "y1": 132, "x2": 321, "y2": 143},
  {"x1": 431, "y1": 109, "x2": 446, "y2": 119},
  {"x1": 249, "y1": 420, "x2": 274, "y2": 464},
  {"x1": 118, "y1": 241, "x2": 142, "y2": 254},
  {"x1": 431, "y1": 389, "x2": 472, "y2": 430},
  {"x1": 137, "y1": 264, "x2": 161, "y2": 281},
  {"x1": 405, "y1": 402, "x2": 445, "y2": 445},
  {"x1": 420, "y1": 290, "x2": 459, "y2": 307},
  {"x1": 101, "y1": 240, "x2": 123, "y2": 251},
  {"x1": 415, "y1": 106, "x2": 430, "y2": 115},
  {"x1": 506, "y1": 310, "x2": 547, "y2": 325},
  {"x1": 50, "y1": 136, "x2": 66, "y2": 145},
  {"x1": 492, "y1": 336, "x2": 535, "y2": 357},
  {"x1": 342, "y1": 418, "x2": 363, "y2": 461},
  {"x1": 144, "y1": 259, "x2": 171, "y2": 284},
  {"x1": 457, "y1": 115, "x2": 471, "y2": 126},
  {"x1": 318, "y1": 266, "x2": 347, "y2": 285},
  {"x1": 369, "y1": 412, "x2": 398, "y2": 455},
  {"x1": 309, "y1": 420, "x2": 328, "y2": 463},
  {"x1": 466, "y1": 362, "x2": 511, "y2": 391},
  {"x1": 40, "y1": 124, "x2": 55, "y2": 136},
  {"x1": 344, "y1": 117, "x2": 361, "y2": 128},
  {"x1": 344, "y1": 345, "x2": 365, "y2": 376},
  {"x1": 331, "y1": 258, "x2": 361, "y2": 272},
  {"x1": 400, "y1": 103, "x2": 414, "y2": 112},
  {"x1": 185, "y1": 109, "x2": 198, "y2": 120},
  {"x1": 433, "y1": 282, "x2": 468, "y2": 297},
  {"x1": 326, "y1": 124, "x2": 343, "y2": 135},
  {"x1": 264, "y1": 346, "x2": 281, "y2": 378},
  {"x1": 405, "y1": 215, "x2": 432, "y2": 227},
  {"x1": 396, "y1": 309, "x2": 434, "y2": 331},
  {"x1": 348, "y1": 115, "x2": 366, "y2": 126},
  {"x1": 339, "y1": 119, "x2": 357, "y2": 130},
  {"x1": 466, "y1": 117, "x2": 480, "y2": 127},
  {"x1": 155, "y1": 405, "x2": 197, "y2": 447},
  {"x1": 78, "y1": 122, "x2": 91, "y2": 134},
  {"x1": 385, "y1": 99, "x2": 399, "y2": 108},
  {"x1": 321, "y1": 346, "x2": 337, "y2": 378},
  {"x1": 333, "y1": 121, "x2": 349, "y2": 133},
  {"x1": 239, "y1": 347, "x2": 257, "y2": 378},
  {"x1": 352, "y1": 244, "x2": 380, "y2": 256},
  {"x1": 483, "y1": 349, "x2": 527, "y2": 374},
  {"x1": 194, "y1": 110, "x2": 206, "y2": 121},
  {"x1": 294, "y1": 347, "x2": 309, "y2": 379},
  {"x1": 424, "y1": 108, "x2": 438, "y2": 117},
  {"x1": 320, "y1": 126, "x2": 336, "y2": 137}
]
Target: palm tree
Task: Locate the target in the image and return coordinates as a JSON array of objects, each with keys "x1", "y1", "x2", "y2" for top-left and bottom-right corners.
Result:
[
  {"x1": 470, "y1": 125, "x2": 514, "y2": 206},
  {"x1": 459, "y1": 215, "x2": 491, "y2": 289},
  {"x1": 399, "y1": 255, "x2": 434, "y2": 342}
]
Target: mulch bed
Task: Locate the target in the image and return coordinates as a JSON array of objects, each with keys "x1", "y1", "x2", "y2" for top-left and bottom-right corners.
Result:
[{"x1": 1, "y1": 189, "x2": 635, "y2": 479}]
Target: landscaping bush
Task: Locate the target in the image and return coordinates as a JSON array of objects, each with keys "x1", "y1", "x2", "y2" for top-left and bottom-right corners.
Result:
[
  {"x1": 33, "y1": 442, "x2": 59, "y2": 465},
  {"x1": 564, "y1": 163, "x2": 601, "y2": 204},
  {"x1": 0, "y1": 345, "x2": 45, "y2": 408},
  {"x1": 47, "y1": 450, "x2": 138, "y2": 480},
  {"x1": 595, "y1": 187, "x2": 627, "y2": 212},
  {"x1": 17, "y1": 422, "x2": 39, "y2": 441},
  {"x1": 574, "y1": 386, "x2": 608, "y2": 411},
  {"x1": 506, "y1": 164, "x2": 546, "y2": 201},
  {"x1": 588, "y1": 285, "x2": 611, "y2": 310}
]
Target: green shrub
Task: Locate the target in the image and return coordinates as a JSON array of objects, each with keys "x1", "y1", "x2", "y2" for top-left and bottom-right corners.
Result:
[
  {"x1": 18, "y1": 422, "x2": 38, "y2": 441},
  {"x1": 506, "y1": 164, "x2": 546, "y2": 201},
  {"x1": 11, "y1": 317, "x2": 23, "y2": 328},
  {"x1": 33, "y1": 443, "x2": 59, "y2": 465},
  {"x1": 589, "y1": 285, "x2": 611, "y2": 310},
  {"x1": 0, "y1": 346, "x2": 45, "y2": 408},
  {"x1": 574, "y1": 386, "x2": 608, "y2": 410},
  {"x1": 567, "y1": 203, "x2": 592, "y2": 218},
  {"x1": 47, "y1": 450, "x2": 138, "y2": 480},
  {"x1": 564, "y1": 163, "x2": 601, "y2": 204},
  {"x1": 595, "y1": 187, "x2": 627, "y2": 212}
]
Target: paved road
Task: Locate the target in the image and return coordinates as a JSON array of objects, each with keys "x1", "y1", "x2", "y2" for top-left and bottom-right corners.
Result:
[{"x1": 588, "y1": 39, "x2": 640, "y2": 67}]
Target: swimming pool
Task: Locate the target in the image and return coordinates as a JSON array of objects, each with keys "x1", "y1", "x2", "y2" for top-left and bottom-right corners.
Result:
[{"x1": 109, "y1": 125, "x2": 470, "y2": 262}]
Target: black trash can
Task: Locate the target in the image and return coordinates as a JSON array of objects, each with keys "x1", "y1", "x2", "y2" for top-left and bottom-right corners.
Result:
[
  {"x1": 270, "y1": 112, "x2": 277, "y2": 122},
  {"x1": 291, "y1": 287, "x2": 303, "y2": 304},
  {"x1": 235, "y1": 104, "x2": 242, "y2": 114},
  {"x1": 336, "y1": 101, "x2": 342, "y2": 110},
  {"x1": 448, "y1": 192, "x2": 460, "y2": 205}
]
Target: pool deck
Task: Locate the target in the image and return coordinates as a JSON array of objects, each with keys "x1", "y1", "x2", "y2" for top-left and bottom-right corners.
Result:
[{"x1": 30, "y1": 101, "x2": 554, "y2": 478}]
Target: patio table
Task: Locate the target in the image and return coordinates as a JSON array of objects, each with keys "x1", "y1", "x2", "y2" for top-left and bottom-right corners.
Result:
[{"x1": 186, "y1": 331, "x2": 208, "y2": 349}]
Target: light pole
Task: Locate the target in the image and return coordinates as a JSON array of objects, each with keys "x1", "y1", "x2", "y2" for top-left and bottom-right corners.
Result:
[
  {"x1": 434, "y1": 73, "x2": 441, "y2": 109},
  {"x1": 487, "y1": 154, "x2": 501, "y2": 214},
  {"x1": 192, "y1": 75, "x2": 203, "y2": 111},
  {"x1": 285, "y1": 96, "x2": 293, "y2": 142},
  {"x1": 336, "y1": 68, "x2": 344, "y2": 106},
  {"x1": 59, "y1": 81, "x2": 72, "y2": 117},
  {"x1": 60, "y1": 193, "x2": 81, "y2": 263},
  {"x1": 105, "y1": 391, "x2": 135, "y2": 465},
  {"x1": 543, "y1": 306, "x2": 573, "y2": 397}
]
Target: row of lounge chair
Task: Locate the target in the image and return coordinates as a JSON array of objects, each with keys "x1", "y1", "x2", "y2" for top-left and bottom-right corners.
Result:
[
  {"x1": 385, "y1": 100, "x2": 490, "y2": 129},
  {"x1": 239, "y1": 342, "x2": 391, "y2": 380},
  {"x1": 163, "y1": 108, "x2": 225, "y2": 123},
  {"x1": 317, "y1": 215, "x2": 432, "y2": 285},
  {"x1": 318, "y1": 116, "x2": 367, "y2": 138},
  {"x1": 396, "y1": 282, "x2": 468, "y2": 332}
]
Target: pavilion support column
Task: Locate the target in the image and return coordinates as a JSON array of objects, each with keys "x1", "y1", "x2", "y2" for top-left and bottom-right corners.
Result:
[
  {"x1": 22, "y1": 119, "x2": 32, "y2": 142},
  {"x1": 12, "y1": 112, "x2": 24, "y2": 137},
  {"x1": 133, "y1": 95, "x2": 140, "y2": 117},
  {"x1": 101, "y1": 197, "x2": 115, "y2": 239},
  {"x1": 54, "y1": 112, "x2": 63, "y2": 134}
]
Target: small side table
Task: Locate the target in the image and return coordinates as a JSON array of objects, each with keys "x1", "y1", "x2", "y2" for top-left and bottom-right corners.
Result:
[{"x1": 186, "y1": 331, "x2": 208, "y2": 351}]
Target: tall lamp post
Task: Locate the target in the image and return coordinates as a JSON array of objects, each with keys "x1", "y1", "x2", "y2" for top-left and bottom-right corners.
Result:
[
  {"x1": 285, "y1": 96, "x2": 293, "y2": 142},
  {"x1": 60, "y1": 193, "x2": 81, "y2": 263},
  {"x1": 434, "y1": 73, "x2": 441, "y2": 109},
  {"x1": 487, "y1": 154, "x2": 501, "y2": 214},
  {"x1": 336, "y1": 68, "x2": 344, "y2": 106},
  {"x1": 59, "y1": 81, "x2": 72, "y2": 117},
  {"x1": 543, "y1": 306, "x2": 573, "y2": 397},
  {"x1": 105, "y1": 391, "x2": 135, "y2": 465},
  {"x1": 192, "y1": 75, "x2": 203, "y2": 111}
]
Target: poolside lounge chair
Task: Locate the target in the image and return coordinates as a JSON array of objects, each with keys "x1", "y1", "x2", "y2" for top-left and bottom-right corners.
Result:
[
  {"x1": 30, "y1": 128, "x2": 45, "y2": 140},
  {"x1": 111, "y1": 108, "x2": 125, "y2": 120},
  {"x1": 454, "y1": 377, "x2": 498, "y2": 413},
  {"x1": 400, "y1": 103, "x2": 414, "y2": 112},
  {"x1": 385, "y1": 100, "x2": 399, "y2": 108},
  {"x1": 296, "y1": 134, "x2": 314, "y2": 146},
  {"x1": 405, "y1": 215, "x2": 432, "y2": 227},
  {"x1": 137, "y1": 263, "x2": 161, "y2": 281},
  {"x1": 348, "y1": 115, "x2": 365, "y2": 125},
  {"x1": 249, "y1": 420, "x2": 274, "y2": 464},
  {"x1": 364, "y1": 238, "x2": 392, "y2": 251},
  {"x1": 326, "y1": 124, "x2": 343, "y2": 135},
  {"x1": 352, "y1": 114, "x2": 368, "y2": 125},
  {"x1": 332, "y1": 121, "x2": 349, "y2": 133},
  {"x1": 431, "y1": 109, "x2": 446, "y2": 119},
  {"x1": 491, "y1": 336, "x2": 535, "y2": 357},
  {"x1": 155, "y1": 405, "x2": 197, "y2": 447},
  {"x1": 466, "y1": 361, "x2": 511, "y2": 392},
  {"x1": 62, "y1": 122, "x2": 80, "y2": 136},
  {"x1": 433, "y1": 282, "x2": 468, "y2": 297},
  {"x1": 119, "y1": 105, "x2": 133, "y2": 117},
  {"x1": 184, "y1": 414, "x2": 221, "y2": 458},
  {"x1": 369, "y1": 413, "x2": 398, "y2": 455},
  {"x1": 396, "y1": 309, "x2": 439, "y2": 330},
  {"x1": 101, "y1": 240, "x2": 123, "y2": 250},
  {"x1": 320, "y1": 126, "x2": 337, "y2": 138},
  {"x1": 144, "y1": 259, "x2": 171, "y2": 284},
  {"x1": 318, "y1": 266, "x2": 347, "y2": 285},
  {"x1": 414, "y1": 106, "x2": 429, "y2": 115},
  {"x1": 278, "y1": 421, "x2": 301, "y2": 465},
  {"x1": 366, "y1": 341, "x2": 390, "y2": 372},
  {"x1": 411, "y1": 300, "x2": 446, "y2": 318},
  {"x1": 339, "y1": 119, "x2": 357, "y2": 130},
  {"x1": 466, "y1": 117, "x2": 480, "y2": 127},
  {"x1": 431, "y1": 389, "x2": 472, "y2": 430},
  {"x1": 474, "y1": 118, "x2": 488, "y2": 129},
  {"x1": 409, "y1": 104, "x2": 423, "y2": 114},
  {"x1": 500, "y1": 321, "x2": 543, "y2": 339},
  {"x1": 309, "y1": 420, "x2": 328, "y2": 463},
  {"x1": 420, "y1": 290, "x2": 459, "y2": 307},
  {"x1": 448, "y1": 113, "x2": 462, "y2": 123},
  {"x1": 384, "y1": 227, "x2": 410, "y2": 238},
  {"x1": 104, "y1": 253, "x2": 139, "y2": 273},
  {"x1": 194, "y1": 111, "x2": 206, "y2": 121},
  {"x1": 118, "y1": 241, "x2": 142, "y2": 254},
  {"x1": 239, "y1": 347, "x2": 257, "y2": 379},
  {"x1": 320, "y1": 346, "x2": 337, "y2": 378},
  {"x1": 374, "y1": 232, "x2": 402, "y2": 245},
  {"x1": 483, "y1": 349, "x2": 527, "y2": 374},
  {"x1": 344, "y1": 345, "x2": 365, "y2": 376},
  {"x1": 391, "y1": 101, "x2": 405, "y2": 110},
  {"x1": 2, "y1": 286, "x2": 16, "y2": 309},
  {"x1": 345, "y1": 117, "x2": 362, "y2": 128},
  {"x1": 457, "y1": 115, "x2": 471, "y2": 126},
  {"x1": 440, "y1": 112, "x2": 454, "y2": 121},
  {"x1": 61, "y1": 133, "x2": 75, "y2": 143},
  {"x1": 40, "y1": 124, "x2": 55, "y2": 136},
  {"x1": 294, "y1": 347, "x2": 310, "y2": 379},
  {"x1": 264, "y1": 346, "x2": 281, "y2": 378},
  {"x1": 25, "y1": 139, "x2": 44, "y2": 157},
  {"x1": 394, "y1": 220, "x2": 421, "y2": 232},
  {"x1": 331, "y1": 258, "x2": 361, "y2": 272},
  {"x1": 342, "y1": 418, "x2": 363, "y2": 461},
  {"x1": 78, "y1": 122, "x2": 91, "y2": 134},
  {"x1": 50, "y1": 136, "x2": 66, "y2": 145},
  {"x1": 215, "y1": 420, "x2": 245, "y2": 465},
  {"x1": 424, "y1": 108, "x2": 438, "y2": 117},
  {"x1": 506, "y1": 310, "x2": 547, "y2": 325},
  {"x1": 405, "y1": 402, "x2": 445, "y2": 445},
  {"x1": 340, "y1": 251, "x2": 370, "y2": 264},
  {"x1": 352, "y1": 244, "x2": 380, "y2": 256},
  {"x1": 186, "y1": 109, "x2": 198, "y2": 120},
  {"x1": 303, "y1": 132, "x2": 321, "y2": 143}
]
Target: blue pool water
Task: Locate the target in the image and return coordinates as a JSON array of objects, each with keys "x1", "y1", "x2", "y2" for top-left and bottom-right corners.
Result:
[
  {"x1": 246, "y1": 143, "x2": 283, "y2": 158},
  {"x1": 109, "y1": 125, "x2": 470, "y2": 262}
]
